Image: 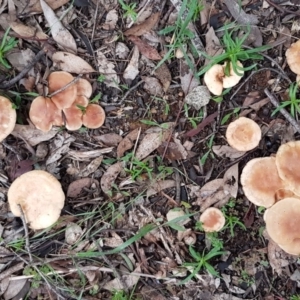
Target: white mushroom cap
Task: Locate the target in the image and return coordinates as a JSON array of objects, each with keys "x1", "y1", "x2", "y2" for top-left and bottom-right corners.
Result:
[
  {"x1": 226, "y1": 117, "x2": 261, "y2": 151},
  {"x1": 0, "y1": 96, "x2": 17, "y2": 142},
  {"x1": 222, "y1": 61, "x2": 244, "y2": 88},
  {"x1": 286, "y1": 40, "x2": 300, "y2": 75},
  {"x1": 8, "y1": 170, "x2": 65, "y2": 230},
  {"x1": 199, "y1": 207, "x2": 225, "y2": 232},
  {"x1": 204, "y1": 64, "x2": 224, "y2": 96}
]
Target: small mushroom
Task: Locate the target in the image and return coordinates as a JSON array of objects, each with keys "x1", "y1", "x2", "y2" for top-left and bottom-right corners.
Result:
[
  {"x1": 29, "y1": 96, "x2": 63, "y2": 132},
  {"x1": 222, "y1": 61, "x2": 244, "y2": 88},
  {"x1": 264, "y1": 197, "x2": 300, "y2": 255},
  {"x1": 82, "y1": 104, "x2": 106, "y2": 129},
  {"x1": 226, "y1": 117, "x2": 261, "y2": 151},
  {"x1": 241, "y1": 157, "x2": 287, "y2": 208},
  {"x1": 286, "y1": 40, "x2": 300, "y2": 75},
  {"x1": 0, "y1": 96, "x2": 16, "y2": 142},
  {"x1": 76, "y1": 78, "x2": 93, "y2": 98},
  {"x1": 275, "y1": 141, "x2": 300, "y2": 196},
  {"x1": 48, "y1": 71, "x2": 77, "y2": 109},
  {"x1": 199, "y1": 207, "x2": 225, "y2": 232},
  {"x1": 8, "y1": 170, "x2": 65, "y2": 230}
]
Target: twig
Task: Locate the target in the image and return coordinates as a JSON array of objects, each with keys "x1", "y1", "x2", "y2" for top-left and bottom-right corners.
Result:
[
  {"x1": 0, "y1": 49, "x2": 45, "y2": 89},
  {"x1": 18, "y1": 204, "x2": 33, "y2": 263},
  {"x1": 264, "y1": 88, "x2": 300, "y2": 134},
  {"x1": 47, "y1": 74, "x2": 82, "y2": 98},
  {"x1": 265, "y1": 0, "x2": 300, "y2": 17}
]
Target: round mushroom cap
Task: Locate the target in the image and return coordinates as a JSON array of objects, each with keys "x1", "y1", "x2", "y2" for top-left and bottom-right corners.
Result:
[
  {"x1": 0, "y1": 96, "x2": 16, "y2": 142},
  {"x1": 48, "y1": 71, "x2": 77, "y2": 109},
  {"x1": 199, "y1": 207, "x2": 225, "y2": 232},
  {"x1": 76, "y1": 78, "x2": 92, "y2": 98},
  {"x1": 29, "y1": 96, "x2": 63, "y2": 132},
  {"x1": 241, "y1": 157, "x2": 287, "y2": 208},
  {"x1": 8, "y1": 170, "x2": 65, "y2": 230},
  {"x1": 276, "y1": 141, "x2": 300, "y2": 195},
  {"x1": 226, "y1": 117, "x2": 261, "y2": 151},
  {"x1": 222, "y1": 61, "x2": 244, "y2": 88},
  {"x1": 265, "y1": 197, "x2": 300, "y2": 255},
  {"x1": 82, "y1": 104, "x2": 106, "y2": 129},
  {"x1": 203, "y1": 64, "x2": 224, "y2": 96},
  {"x1": 286, "y1": 40, "x2": 300, "y2": 75}
]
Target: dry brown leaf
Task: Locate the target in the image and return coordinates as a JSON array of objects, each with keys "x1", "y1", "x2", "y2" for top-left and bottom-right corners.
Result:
[
  {"x1": 94, "y1": 133, "x2": 123, "y2": 146},
  {"x1": 3, "y1": 279, "x2": 29, "y2": 300},
  {"x1": 147, "y1": 179, "x2": 176, "y2": 197},
  {"x1": 103, "y1": 232, "x2": 123, "y2": 247},
  {"x1": 124, "y1": 12, "x2": 160, "y2": 36},
  {"x1": 204, "y1": 27, "x2": 222, "y2": 66},
  {"x1": 135, "y1": 123, "x2": 174, "y2": 160},
  {"x1": 123, "y1": 45, "x2": 140, "y2": 81},
  {"x1": 212, "y1": 145, "x2": 245, "y2": 159},
  {"x1": 10, "y1": 21, "x2": 48, "y2": 39},
  {"x1": 68, "y1": 148, "x2": 113, "y2": 161},
  {"x1": 14, "y1": 0, "x2": 69, "y2": 15},
  {"x1": 142, "y1": 76, "x2": 164, "y2": 96},
  {"x1": 11, "y1": 124, "x2": 58, "y2": 146},
  {"x1": 115, "y1": 42, "x2": 130, "y2": 59},
  {"x1": 180, "y1": 55, "x2": 200, "y2": 95},
  {"x1": 223, "y1": 163, "x2": 239, "y2": 198},
  {"x1": 154, "y1": 63, "x2": 171, "y2": 92},
  {"x1": 117, "y1": 128, "x2": 139, "y2": 158},
  {"x1": 52, "y1": 52, "x2": 95, "y2": 73},
  {"x1": 100, "y1": 162, "x2": 123, "y2": 194},
  {"x1": 128, "y1": 36, "x2": 161, "y2": 60},
  {"x1": 78, "y1": 156, "x2": 103, "y2": 177},
  {"x1": 102, "y1": 9, "x2": 118, "y2": 30},
  {"x1": 65, "y1": 223, "x2": 83, "y2": 245},
  {"x1": 40, "y1": 0, "x2": 77, "y2": 53},
  {"x1": 243, "y1": 91, "x2": 260, "y2": 107}
]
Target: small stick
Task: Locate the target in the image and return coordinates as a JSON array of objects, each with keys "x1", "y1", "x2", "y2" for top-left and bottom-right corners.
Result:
[
  {"x1": 0, "y1": 49, "x2": 45, "y2": 89},
  {"x1": 264, "y1": 88, "x2": 300, "y2": 134},
  {"x1": 47, "y1": 74, "x2": 82, "y2": 98},
  {"x1": 18, "y1": 204, "x2": 33, "y2": 263}
]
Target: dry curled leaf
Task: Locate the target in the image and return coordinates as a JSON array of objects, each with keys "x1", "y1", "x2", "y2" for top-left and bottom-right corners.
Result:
[
  {"x1": 212, "y1": 145, "x2": 245, "y2": 159},
  {"x1": 123, "y1": 45, "x2": 140, "y2": 81},
  {"x1": 100, "y1": 162, "x2": 123, "y2": 195},
  {"x1": 180, "y1": 55, "x2": 200, "y2": 95},
  {"x1": 102, "y1": 9, "x2": 118, "y2": 30},
  {"x1": 94, "y1": 133, "x2": 123, "y2": 146},
  {"x1": 128, "y1": 36, "x2": 161, "y2": 60},
  {"x1": 124, "y1": 12, "x2": 160, "y2": 36},
  {"x1": 14, "y1": 0, "x2": 69, "y2": 15},
  {"x1": 142, "y1": 76, "x2": 164, "y2": 96},
  {"x1": 223, "y1": 163, "x2": 239, "y2": 198},
  {"x1": 147, "y1": 179, "x2": 176, "y2": 197},
  {"x1": 117, "y1": 128, "x2": 139, "y2": 158},
  {"x1": 67, "y1": 178, "x2": 99, "y2": 198},
  {"x1": 154, "y1": 63, "x2": 171, "y2": 92},
  {"x1": 52, "y1": 52, "x2": 95, "y2": 74}
]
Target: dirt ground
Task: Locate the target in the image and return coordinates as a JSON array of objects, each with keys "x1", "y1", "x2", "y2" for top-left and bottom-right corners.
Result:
[{"x1": 0, "y1": 0, "x2": 300, "y2": 299}]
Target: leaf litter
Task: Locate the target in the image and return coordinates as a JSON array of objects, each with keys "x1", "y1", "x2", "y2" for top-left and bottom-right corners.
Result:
[{"x1": 0, "y1": 0, "x2": 298, "y2": 298}]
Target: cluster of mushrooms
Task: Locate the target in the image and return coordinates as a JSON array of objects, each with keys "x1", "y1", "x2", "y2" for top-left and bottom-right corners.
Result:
[{"x1": 29, "y1": 71, "x2": 105, "y2": 132}]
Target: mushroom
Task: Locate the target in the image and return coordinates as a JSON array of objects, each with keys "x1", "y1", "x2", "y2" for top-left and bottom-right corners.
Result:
[
  {"x1": 48, "y1": 71, "x2": 77, "y2": 109},
  {"x1": 199, "y1": 207, "x2": 225, "y2": 232},
  {"x1": 226, "y1": 117, "x2": 261, "y2": 151},
  {"x1": 275, "y1": 141, "x2": 300, "y2": 196},
  {"x1": 29, "y1": 96, "x2": 63, "y2": 132},
  {"x1": 286, "y1": 40, "x2": 300, "y2": 75},
  {"x1": 264, "y1": 197, "x2": 300, "y2": 255},
  {"x1": 8, "y1": 170, "x2": 65, "y2": 230},
  {"x1": 76, "y1": 78, "x2": 93, "y2": 98},
  {"x1": 82, "y1": 104, "x2": 106, "y2": 129},
  {"x1": 0, "y1": 96, "x2": 16, "y2": 142},
  {"x1": 204, "y1": 61, "x2": 244, "y2": 96},
  {"x1": 241, "y1": 157, "x2": 287, "y2": 208}
]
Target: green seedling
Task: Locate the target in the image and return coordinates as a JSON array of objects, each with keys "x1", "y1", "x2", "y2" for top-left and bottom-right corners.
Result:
[
  {"x1": 118, "y1": 0, "x2": 138, "y2": 22},
  {"x1": 221, "y1": 107, "x2": 241, "y2": 125},
  {"x1": 206, "y1": 232, "x2": 224, "y2": 251},
  {"x1": 198, "y1": 26, "x2": 269, "y2": 77},
  {"x1": 223, "y1": 215, "x2": 246, "y2": 237},
  {"x1": 180, "y1": 246, "x2": 226, "y2": 284},
  {"x1": 257, "y1": 206, "x2": 266, "y2": 214},
  {"x1": 272, "y1": 82, "x2": 300, "y2": 118},
  {"x1": 199, "y1": 134, "x2": 215, "y2": 166},
  {"x1": 290, "y1": 295, "x2": 300, "y2": 300},
  {"x1": 184, "y1": 103, "x2": 204, "y2": 128},
  {"x1": 239, "y1": 270, "x2": 255, "y2": 286},
  {"x1": 97, "y1": 74, "x2": 106, "y2": 83},
  {"x1": 0, "y1": 27, "x2": 18, "y2": 69}
]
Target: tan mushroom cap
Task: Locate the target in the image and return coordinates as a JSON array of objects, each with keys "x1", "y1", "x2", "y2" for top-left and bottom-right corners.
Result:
[
  {"x1": 64, "y1": 96, "x2": 89, "y2": 131},
  {"x1": 226, "y1": 117, "x2": 261, "y2": 151},
  {"x1": 241, "y1": 157, "x2": 287, "y2": 208},
  {"x1": 0, "y1": 96, "x2": 16, "y2": 142},
  {"x1": 82, "y1": 104, "x2": 106, "y2": 129},
  {"x1": 222, "y1": 61, "x2": 244, "y2": 88},
  {"x1": 265, "y1": 197, "x2": 300, "y2": 255},
  {"x1": 276, "y1": 141, "x2": 300, "y2": 195},
  {"x1": 286, "y1": 40, "x2": 300, "y2": 75},
  {"x1": 199, "y1": 207, "x2": 225, "y2": 232},
  {"x1": 29, "y1": 96, "x2": 63, "y2": 132},
  {"x1": 76, "y1": 78, "x2": 92, "y2": 98},
  {"x1": 8, "y1": 170, "x2": 65, "y2": 230},
  {"x1": 204, "y1": 64, "x2": 224, "y2": 96},
  {"x1": 48, "y1": 71, "x2": 77, "y2": 109}
]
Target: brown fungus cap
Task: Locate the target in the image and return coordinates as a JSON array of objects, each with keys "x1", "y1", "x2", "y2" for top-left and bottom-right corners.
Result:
[
  {"x1": 48, "y1": 71, "x2": 77, "y2": 109},
  {"x1": 241, "y1": 157, "x2": 287, "y2": 208},
  {"x1": 276, "y1": 141, "x2": 300, "y2": 196},
  {"x1": 76, "y1": 78, "x2": 92, "y2": 98},
  {"x1": 286, "y1": 40, "x2": 300, "y2": 75},
  {"x1": 199, "y1": 207, "x2": 225, "y2": 232},
  {"x1": 265, "y1": 197, "x2": 300, "y2": 255},
  {"x1": 203, "y1": 64, "x2": 224, "y2": 96},
  {"x1": 226, "y1": 117, "x2": 261, "y2": 151},
  {"x1": 0, "y1": 96, "x2": 16, "y2": 142},
  {"x1": 82, "y1": 104, "x2": 106, "y2": 129},
  {"x1": 222, "y1": 61, "x2": 244, "y2": 88},
  {"x1": 29, "y1": 96, "x2": 63, "y2": 132},
  {"x1": 8, "y1": 170, "x2": 65, "y2": 230}
]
